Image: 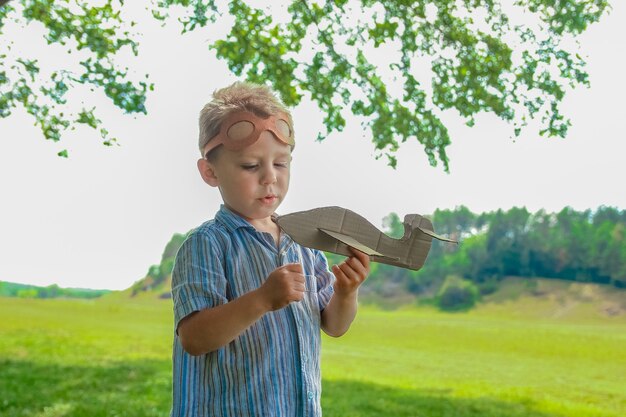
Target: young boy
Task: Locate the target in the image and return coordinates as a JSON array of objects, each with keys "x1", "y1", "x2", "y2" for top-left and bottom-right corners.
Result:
[{"x1": 171, "y1": 81, "x2": 370, "y2": 417}]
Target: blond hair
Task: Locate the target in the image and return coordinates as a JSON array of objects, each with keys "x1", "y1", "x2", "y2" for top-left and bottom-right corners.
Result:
[{"x1": 198, "y1": 81, "x2": 294, "y2": 156}]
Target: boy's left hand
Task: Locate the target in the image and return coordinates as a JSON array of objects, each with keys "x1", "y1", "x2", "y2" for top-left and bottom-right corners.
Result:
[{"x1": 331, "y1": 247, "x2": 370, "y2": 297}]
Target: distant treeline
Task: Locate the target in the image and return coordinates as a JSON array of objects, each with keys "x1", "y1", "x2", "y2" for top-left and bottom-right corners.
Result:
[
  {"x1": 361, "y1": 206, "x2": 626, "y2": 295},
  {"x1": 0, "y1": 281, "x2": 110, "y2": 299},
  {"x1": 136, "y1": 206, "x2": 626, "y2": 298}
]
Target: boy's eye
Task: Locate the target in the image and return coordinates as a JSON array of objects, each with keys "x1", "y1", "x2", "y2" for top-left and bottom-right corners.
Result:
[
  {"x1": 241, "y1": 164, "x2": 258, "y2": 170},
  {"x1": 274, "y1": 162, "x2": 289, "y2": 168}
]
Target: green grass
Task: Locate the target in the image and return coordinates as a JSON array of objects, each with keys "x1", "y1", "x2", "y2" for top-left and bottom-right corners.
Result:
[
  {"x1": 321, "y1": 306, "x2": 626, "y2": 417},
  {"x1": 1, "y1": 290, "x2": 625, "y2": 417}
]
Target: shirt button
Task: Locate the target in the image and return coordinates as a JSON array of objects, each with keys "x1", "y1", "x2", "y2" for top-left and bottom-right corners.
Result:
[{"x1": 307, "y1": 391, "x2": 314, "y2": 400}]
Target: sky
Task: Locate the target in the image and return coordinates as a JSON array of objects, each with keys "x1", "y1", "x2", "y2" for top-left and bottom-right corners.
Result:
[{"x1": 1, "y1": 2, "x2": 625, "y2": 290}]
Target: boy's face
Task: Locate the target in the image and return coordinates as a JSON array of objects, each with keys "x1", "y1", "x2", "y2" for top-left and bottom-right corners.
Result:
[{"x1": 199, "y1": 131, "x2": 291, "y2": 224}]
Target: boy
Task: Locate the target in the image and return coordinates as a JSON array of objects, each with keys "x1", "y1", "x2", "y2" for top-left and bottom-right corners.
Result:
[{"x1": 171, "y1": 81, "x2": 370, "y2": 417}]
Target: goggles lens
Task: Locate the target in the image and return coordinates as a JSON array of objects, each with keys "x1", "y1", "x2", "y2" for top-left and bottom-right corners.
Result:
[
  {"x1": 227, "y1": 120, "x2": 255, "y2": 142},
  {"x1": 275, "y1": 119, "x2": 292, "y2": 138}
]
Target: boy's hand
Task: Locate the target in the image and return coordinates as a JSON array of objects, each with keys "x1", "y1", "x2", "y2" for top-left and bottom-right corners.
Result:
[
  {"x1": 257, "y1": 263, "x2": 305, "y2": 311},
  {"x1": 331, "y1": 247, "x2": 370, "y2": 297}
]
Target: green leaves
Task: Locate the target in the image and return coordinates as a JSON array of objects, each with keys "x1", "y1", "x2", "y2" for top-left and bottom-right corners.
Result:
[
  {"x1": 423, "y1": 205, "x2": 626, "y2": 289},
  {"x1": 1, "y1": 0, "x2": 149, "y2": 156},
  {"x1": 1, "y1": 0, "x2": 610, "y2": 164},
  {"x1": 515, "y1": 0, "x2": 609, "y2": 35},
  {"x1": 151, "y1": 0, "x2": 218, "y2": 32},
  {"x1": 157, "y1": 0, "x2": 608, "y2": 170},
  {"x1": 76, "y1": 107, "x2": 100, "y2": 129}
]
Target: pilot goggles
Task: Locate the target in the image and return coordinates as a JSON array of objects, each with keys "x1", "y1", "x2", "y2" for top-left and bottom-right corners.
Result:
[{"x1": 204, "y1": 111, "x2": 294, "y2": 157}]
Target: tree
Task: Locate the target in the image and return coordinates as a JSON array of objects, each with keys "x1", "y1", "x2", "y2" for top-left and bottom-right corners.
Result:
[
  {"x1": 0, "y1": 0, "x2": 151, "y2": 157},
  {"x1": 154, "y1": 0, "x2": 610, "y2": 170},
  {"x1": 1, "y1": 0, "x2": 610, "y2": 168},
  {"x1": 382, "y1": 212, "x2": 404, "y2": 238},
  {"x1": 432, "y1": 205, "x2": 476, "y2": 239},
  {"x1": 436, "y1": 275, "x2": 479, "y2": 311}
]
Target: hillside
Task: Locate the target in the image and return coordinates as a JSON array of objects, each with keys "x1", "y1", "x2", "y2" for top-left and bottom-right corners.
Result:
[
  {"x1": 478, "y1": 276, "x2": 626, "y2": 319},
  {"x1": 0, "y1": 280, "x2": 110, "y2": 299},
  {"x1": 123, "y1": 272, "x2": 626, "y2": 320},
  {"x1": 129, "y1": 206, "x2": 626, "y2": 308},
  {"x1": 126, "y1": 232, "x2": 187, "y2": 299},
  {"x1": 116, "y1": 275, "x2": 172, "y2": 301}
]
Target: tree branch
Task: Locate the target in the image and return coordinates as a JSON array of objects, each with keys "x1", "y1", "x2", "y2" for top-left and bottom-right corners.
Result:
[{"x1": 0, "y1": 0, "x2": 12, "y2": 8}]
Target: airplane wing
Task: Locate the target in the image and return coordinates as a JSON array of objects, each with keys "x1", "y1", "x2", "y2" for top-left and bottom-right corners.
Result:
[
  {"x1": 416, "y1": 226, "x2": 458, "y2": 243},
  {"x1": 318, "y1": 228, "x2": 399, "y2": 260}
]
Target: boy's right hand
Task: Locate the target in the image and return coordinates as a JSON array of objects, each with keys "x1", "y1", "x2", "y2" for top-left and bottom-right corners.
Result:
[{"x1": 257, "y1": 263, "x2": 305, "y2": 311}]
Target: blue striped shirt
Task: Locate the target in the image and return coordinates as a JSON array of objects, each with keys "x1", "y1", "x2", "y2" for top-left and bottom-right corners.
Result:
[{"x1": 171, "y1": 205, "x2": 335, "y2": 417}]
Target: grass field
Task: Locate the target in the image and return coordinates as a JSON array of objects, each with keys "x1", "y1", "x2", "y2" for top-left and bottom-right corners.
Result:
[{"x1": 1, "y1": 281, "x2": 625, "y2": 417}]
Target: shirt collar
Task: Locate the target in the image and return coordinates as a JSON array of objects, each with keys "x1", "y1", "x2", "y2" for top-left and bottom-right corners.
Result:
[
  {"x1": 215, "y1": 205, "x2": 292, "y2": 245},
  {"x1": 215, "y1": 205, "x2": 257, "y2": 233}
]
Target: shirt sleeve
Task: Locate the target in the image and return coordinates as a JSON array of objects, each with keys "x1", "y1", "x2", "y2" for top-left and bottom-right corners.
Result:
[
  {"x1": 171, "y1": 229, "x2": 228, "y2": 330},
  {"x1": 313, "y1": 249, "x2": 335, "y2": 311}
]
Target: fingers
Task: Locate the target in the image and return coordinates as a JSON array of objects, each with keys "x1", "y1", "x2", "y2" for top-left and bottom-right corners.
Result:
[
  {"x1": 282, "y1": 262, "x2": 303, "y2": 274},
  {"x1": 292, "y1": 275, "x2": 306, "y2": 292},
  {"x1": 344, "y1": 255, "x2": 368, "y2": 278},
  {"x1": 336, "y1": 261, "x2": 364, "y2": 284},
  {"x1": 260, "y1": 264, "x2": 308, "y2": 311},
  {"x1": 279, "y1": 265, "x2": 305, "y2": 293},
  {"x1": 331, "y1": 264, "x2": 347, "y2": 282},
  {"x1": 341, "y1": 247, "x2": 370, "y2": 278},
  {"x1": 330, "y1": 247, "x2": 371, "y2": 296},
  {"x1": 282, "y1": 263, "x2": 305, "y2": 293},
  {"x1": 348, "y1": 247, "x2": 371, "y2": 270},
  {"x1": 332, "y1": 260, "x2": 364, "y2": 285}
]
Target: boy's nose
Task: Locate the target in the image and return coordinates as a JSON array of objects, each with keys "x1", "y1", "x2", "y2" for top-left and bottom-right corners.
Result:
[{"x1": 261, "y1": 166, "x2": 277, "y2": 184}]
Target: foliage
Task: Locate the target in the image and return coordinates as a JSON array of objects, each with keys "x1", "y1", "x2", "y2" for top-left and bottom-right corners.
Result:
[
  {"x1": 382, "y1": 212, "x2": 404, "y2": 238},
  {"x1": 1, "y1": 297, "x2": 625, "y2": 416},
  {"x1": 139, "y1": 205, "x2": 626, "y2": 303},
  {"x1": 132, "y1": 232, "x2": 188, "y2": 296},
  {"x1": 435, "y1": 274, "x2": 479, "y2": 311},
  {"x1": 154, "y1": 0, "x2": 609, "y2": 169},
  {"x1": 0, "y1": 280, "x2": 109, "y2": 298},
  {"x1": 1, "y1": 1, "x2": 610, "y2": 166},
  {"x1": 415, "y1": 205, "x2": 626, "y2": 292},
  {"x1": 0, "y1": 0, "x2": 151, "y2": 156},
  {"x1": 347, "y1": 205, "x2": 626, "y2": 304}
]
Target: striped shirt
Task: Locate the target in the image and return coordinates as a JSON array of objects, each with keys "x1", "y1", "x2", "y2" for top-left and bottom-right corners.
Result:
[{"x1": 171, "y1": 205, "x2": 335, "y2": 417}]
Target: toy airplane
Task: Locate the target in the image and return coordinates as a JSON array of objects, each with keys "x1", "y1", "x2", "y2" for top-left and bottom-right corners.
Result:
[{"x1": 274, "y1": 206, "x2": 457, "y2": 271}]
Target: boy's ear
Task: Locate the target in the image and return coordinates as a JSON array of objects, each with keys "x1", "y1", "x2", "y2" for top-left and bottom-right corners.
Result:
[{"x1": 197, "y1": 158, "x2": 219, "y2": 187}]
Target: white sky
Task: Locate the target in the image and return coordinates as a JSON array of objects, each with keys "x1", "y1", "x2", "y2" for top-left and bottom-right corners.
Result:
[{"x1": 1, "y1": 2, "x2": 625, "y2": 290}]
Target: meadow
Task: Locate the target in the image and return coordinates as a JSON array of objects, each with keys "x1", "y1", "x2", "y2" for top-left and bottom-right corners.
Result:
[{"x1": 1, "y1": 283, "x2": 625, "y2": 417}]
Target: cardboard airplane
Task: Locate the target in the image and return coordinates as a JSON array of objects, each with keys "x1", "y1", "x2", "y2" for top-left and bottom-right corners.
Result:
[{"x1": 274, "y1": 206, "x2": 457, "y2": 271}]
